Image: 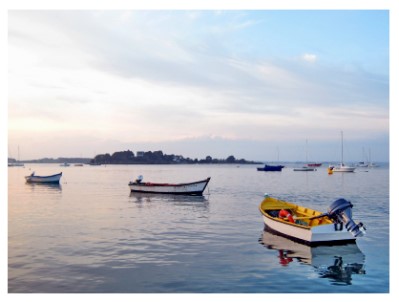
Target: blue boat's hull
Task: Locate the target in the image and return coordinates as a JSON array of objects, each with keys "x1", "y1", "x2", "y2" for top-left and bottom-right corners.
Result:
[{"x1": 257, "y1": 165, "x2": 284, "y2": 171}]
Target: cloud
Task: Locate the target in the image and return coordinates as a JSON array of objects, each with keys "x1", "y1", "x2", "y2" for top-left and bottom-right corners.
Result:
[
  {"x1": 9, "y1": 11, "x2": 385, "y2": 109},
  {"x1": 7, "y1": 10, "x2": 389, "y2": 161},
  {"x1": 302, "y1": 53, "x2": 317, "y2": 63}
]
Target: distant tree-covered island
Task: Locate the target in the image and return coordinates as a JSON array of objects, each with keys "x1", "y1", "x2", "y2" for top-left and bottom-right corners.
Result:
[
  {"x1": 9, "y1": 157, "x2": 91, "y2": 164},
  {"x1": 89, "y1": 150, "x2": 261, "y2": 165},
  {"x1": 8, "y1": 150, "x2": 261, "y2": 165}
]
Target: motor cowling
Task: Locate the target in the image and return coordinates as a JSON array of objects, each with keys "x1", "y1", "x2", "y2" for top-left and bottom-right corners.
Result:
[{"x1": 328, "y1": 198, "x2": 366, "y2": 237}]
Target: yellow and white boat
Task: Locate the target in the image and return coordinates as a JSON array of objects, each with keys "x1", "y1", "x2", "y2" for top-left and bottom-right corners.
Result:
[{"x1": 259, "y1": 195, "x2": 365, "y2": 245}]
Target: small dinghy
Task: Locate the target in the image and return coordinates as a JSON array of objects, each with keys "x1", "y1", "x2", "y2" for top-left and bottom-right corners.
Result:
[
  {"x1": 259, "y1": 194, "x2": 366, "y2": 245},
  {"x1": 25, "y1": 172, "x2": 62, "y2": 184}
]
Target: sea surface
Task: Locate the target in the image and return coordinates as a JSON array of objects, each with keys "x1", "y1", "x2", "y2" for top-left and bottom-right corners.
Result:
[{"x1": 8, "y1": 163, "x2": 390, "y2": 293}]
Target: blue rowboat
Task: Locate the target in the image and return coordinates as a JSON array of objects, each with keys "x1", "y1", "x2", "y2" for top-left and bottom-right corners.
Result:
[{"x1": 25, "y1": 172, "x2": 62, "y2": 184}]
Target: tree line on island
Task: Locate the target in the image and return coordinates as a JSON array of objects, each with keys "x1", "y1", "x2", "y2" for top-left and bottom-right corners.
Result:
[
  {"x1": 9, "y1": 150, "x2": 261, "y2": 165},
  {"x1": 90, "y1": 150, "x2": 261, "y2": 165}
]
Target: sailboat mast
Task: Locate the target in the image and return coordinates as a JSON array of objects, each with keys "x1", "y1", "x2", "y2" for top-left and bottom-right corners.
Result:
[
  {"x1": 277, "y1": 147, "x2": 280, "y2": 162},
  {"x1": 341, "y1": 131, "x2": 344, "y2": 164},
  {"x1": 369, "y1": 148, "x2": 371, "y2": 165}
]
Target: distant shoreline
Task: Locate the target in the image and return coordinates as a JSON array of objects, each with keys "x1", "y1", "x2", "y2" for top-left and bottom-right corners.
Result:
[
  {"x1": 8, "y1": 149, "x2": 389, "y2": 166},
  {"x1": 8, "y1": 159, "x2": 389, "y2": 167},
  {"x1": 10, "y1": 159, "x2": 263, "y2": 165}
]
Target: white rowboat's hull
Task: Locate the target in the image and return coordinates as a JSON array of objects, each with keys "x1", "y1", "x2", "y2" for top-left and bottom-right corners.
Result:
[
  {"x1": 129, "y1": 177, "x2": 210, "y2": 196},
  {"x1": 25, "y1": 173, "x2": 62, "y2": 184}
]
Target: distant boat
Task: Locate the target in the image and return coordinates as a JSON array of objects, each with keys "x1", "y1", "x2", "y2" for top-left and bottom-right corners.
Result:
[
  {"x1": 128, "y1": 176, "x2": 211, "y2": 196},
  {"x1": 259, "y1": 194, "x2": 365, "y2": 245},
  {"x1": 357, "y1": 158, "x2": 378, "y2": 168},
  {"x1": 257, "y1": 164, "x2": 284, "y2": 172},
  {"x1": 333, "y1": 164, "x2": 356, "y2": 172},
  {"x1": 356, "y1": 161, "x2": 368, "y2": 168},
  {"x1": 356, "y1": 147, "x2": 369, "y2": 167},
  {"x1": 8, "y1": 162, "x2": 25, "y2": 167},
  {"x1": 367, "y1": 149, "x2": 379, "y2": 168},
  {"x1": 307, "y1": 163, "x2": 322, "y2": 167},
  {"x1": 60, "y1": 162, "x2": 70, "y2": 167},
  {"x1": 293, "y1": 166, "x2": 316, "y2": 171},
  {"x1": 25, "y1": 172, "x2": 62, "y2": 184},
  {"x1": 8, "y1": 145, "x2": 24, "y2": 167},
  {"x1": 74, "y1": 163, "x2": 84, "y2": 166},
  {"x1": 333, "y1": 131, "x2": 355, "y2": 172},
  {"x1": 293, "y1": 140, "x2": 317, "y2": 171}
]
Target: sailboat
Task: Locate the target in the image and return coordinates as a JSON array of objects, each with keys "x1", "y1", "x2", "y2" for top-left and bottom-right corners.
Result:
[
  {"x1": 8, "y1": 146, "x2": 24, "y2": 167},
  {"x1": 367, "y1": 149, "x2": 379, "y2": 168},
  {"x1": 356, "y1": 147, "x2": 368, "y2": 167},
  {"x1": 257, "y1": 147, "x2": 284, "y2": 172},
  {"x1": 333, "y1": 131, "x2": 355, "y2": 172}
]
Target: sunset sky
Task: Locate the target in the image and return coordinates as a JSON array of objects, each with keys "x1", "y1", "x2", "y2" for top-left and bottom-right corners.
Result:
[{"x1": 6, "y1": 3, "x2": 394, "y2": 162}]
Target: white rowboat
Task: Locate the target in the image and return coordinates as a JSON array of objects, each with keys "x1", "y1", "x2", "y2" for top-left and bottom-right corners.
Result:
[{"x1": 129, "y1": 177, "x2": 211, "y2": 196}]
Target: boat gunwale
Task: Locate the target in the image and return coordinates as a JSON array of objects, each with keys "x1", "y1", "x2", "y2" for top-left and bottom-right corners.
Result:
[
  {"x1": 259, "y1": 196, "x2": 333, "y2": 230},
  {"x1": 129, "y1": 189, "x2": 206, "y2": 196},
  {"x1": 25, "y1": 172, "x2": 62, "y2": 179}
]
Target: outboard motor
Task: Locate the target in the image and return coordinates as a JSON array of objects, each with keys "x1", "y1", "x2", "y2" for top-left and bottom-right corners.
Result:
[
  {"x1": 136, "y1": 175, "x2": 143, "y2": 183},
  {"x1": 328, "y1": 199, "x2": 366, "y2": 237}
]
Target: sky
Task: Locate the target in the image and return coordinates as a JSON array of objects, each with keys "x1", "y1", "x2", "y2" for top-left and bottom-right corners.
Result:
[{"x1": 6, "y1": 5, "x2": 393, "y2": 162}]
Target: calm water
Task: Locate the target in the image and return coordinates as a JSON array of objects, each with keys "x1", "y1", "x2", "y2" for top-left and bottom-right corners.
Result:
[{"x1": 8, "y1": 163, "x2": 389, "y2": 293}]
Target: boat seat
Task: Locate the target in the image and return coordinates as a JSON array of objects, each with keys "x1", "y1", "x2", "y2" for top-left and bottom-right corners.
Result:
[
  {"x1": 308, "y1": 218, "x2": 323, "y2": 226},
  {"x1": 295, "y1": 219, "x2": 308, "y2": 226}
]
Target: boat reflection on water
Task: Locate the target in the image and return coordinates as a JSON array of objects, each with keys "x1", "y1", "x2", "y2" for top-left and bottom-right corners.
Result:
[
  {"x1": 25, "y1": 182, "x2": 62, "y2": 193},
  {"x1": 129, "y1": 192, "x2": 209, "y2": 204},
  {"x1": 259, "y1": 229, "x2": 366, "y2": 285}
]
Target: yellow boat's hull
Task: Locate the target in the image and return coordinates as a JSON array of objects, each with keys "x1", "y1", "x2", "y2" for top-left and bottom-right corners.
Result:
[{"x1": 259, "y1": 196, "x2": 355, "y2": 245}]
